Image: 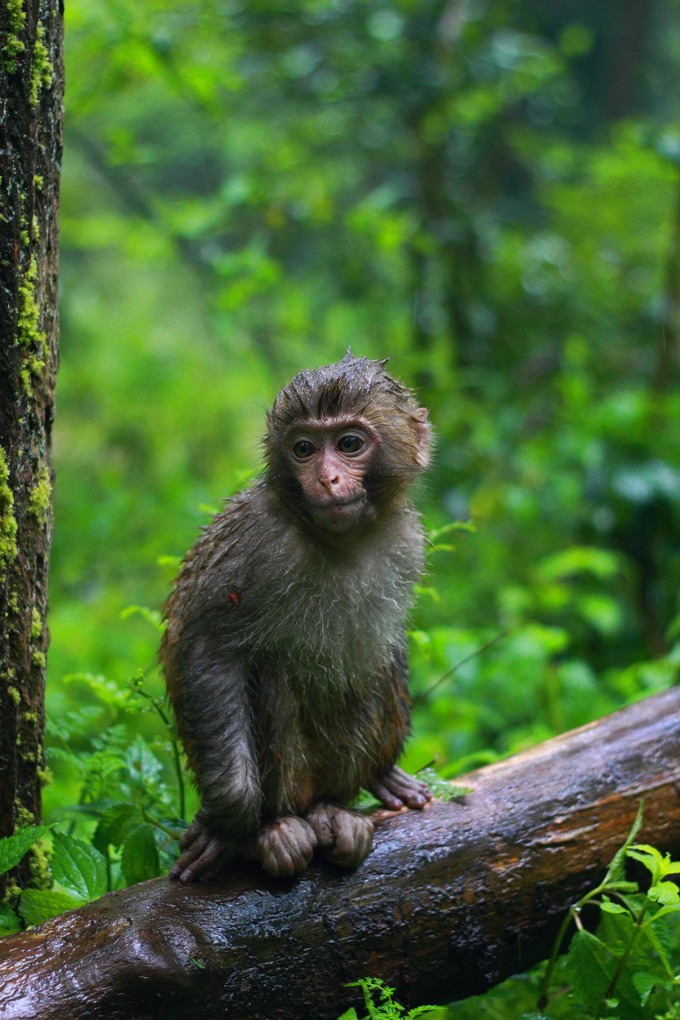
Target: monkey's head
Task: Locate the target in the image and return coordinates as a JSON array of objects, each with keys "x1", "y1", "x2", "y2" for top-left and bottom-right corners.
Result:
[{"x1": 264, "y1": 352, "x2": 430, "y2": 535}]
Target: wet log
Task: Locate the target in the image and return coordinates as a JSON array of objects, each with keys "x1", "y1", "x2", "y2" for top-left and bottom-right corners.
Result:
[{"x1": 0, "y1": 687, "x2": 679, "y2": 1020}]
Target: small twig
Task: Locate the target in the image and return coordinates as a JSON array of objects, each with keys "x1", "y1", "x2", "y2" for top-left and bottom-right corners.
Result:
[{"x1": 412, "y1": 630, "x2": 507, "y2": 706}]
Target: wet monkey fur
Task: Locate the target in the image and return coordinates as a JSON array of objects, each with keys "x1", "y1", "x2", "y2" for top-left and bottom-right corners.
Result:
[{"x1": 161, "y1": 352, "x2": 432, "y2": 882}]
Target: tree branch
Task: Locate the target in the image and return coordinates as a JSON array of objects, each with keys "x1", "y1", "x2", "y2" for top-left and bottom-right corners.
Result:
[{"x1": 0, "y1": 687, "x2": 678, "y2": 1019}]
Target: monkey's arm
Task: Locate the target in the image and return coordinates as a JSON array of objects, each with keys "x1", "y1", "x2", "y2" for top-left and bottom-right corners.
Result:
[
  {"x1": 167, "y1": 636, "x2": 320, "y2": 882},
  {"x1": 167, "y1": 635, "x2": 262, "y2": 883},
  {"x1": 366, "y1": 642, "x2": 432, "y2": 812}
]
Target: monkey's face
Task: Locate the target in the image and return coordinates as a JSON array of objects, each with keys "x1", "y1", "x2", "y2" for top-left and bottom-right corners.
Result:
[{"x1": 286, "y1": 419, "x2": 379, "y2": 534}]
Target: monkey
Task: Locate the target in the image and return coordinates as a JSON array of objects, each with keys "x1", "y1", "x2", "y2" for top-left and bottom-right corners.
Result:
[{"x1": 160, "y1": 351, "x2": 433, "y2": 883}]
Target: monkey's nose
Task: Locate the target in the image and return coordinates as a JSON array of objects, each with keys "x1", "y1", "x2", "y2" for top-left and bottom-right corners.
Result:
[{"x1": 319, "y1": 473, "x2": 340, "y2": 494}]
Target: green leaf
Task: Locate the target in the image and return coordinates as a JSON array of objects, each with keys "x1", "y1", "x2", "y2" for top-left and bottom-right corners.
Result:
[
  {"x1": 565, "y1": 930, "x2": 614, "y2": 1010},
  {"x1": 416, "y1": 767, "x2": 472, "y2": 802},
  {"x1": 631, "y1": 970, "x2": 663, "y2": 1006},
  {"x1": 125, "y1": 735, "x2": 164, "y2": 786},
  {"x1": 629, "y1": 844, "x2": 680, "y2": 882},
  {"x1": 642, "y1": 902, "x2": 680, "y2": 924},
  {"x1": 577, "y1": 593, "x2": 622, "y2": 635},
  {"x1": 0, "y1": 825, "x2": 51, "y2": 877},
  {"x1": 121, "y1": 823, "x2": 160, "y2": 884},
  {"x1": 0, "y1": 903, "x2": 21, "y2": 936},
  {"x1": 603, "y1": 802, "x2": 644, "y2": 885},
  {"x1": 635, "y1": 910, "x2": 674, "y2": 974},
  {"x1": 18, "y1": 888, "x2": 83, "y2": 927},
  {"x1": 92, "y1": 802, "x2": 143, "y2": 854},
  {"x1": 537, "y1": 545, "x2": 620, "y2": 582},
  {"x1": 119, "y1": 604, "x2": 163, "y2": 631},
  {"x1": 430, "y1": 518, "x2": 478, "y2": 538},
  {"x1": 627, "y1": 843, "x2": 664, "y2": 879},
  {"x1": 157, "y1": 554, "x2": 181, "y2": 570},
  {"x1": 62, "y1": 672, "x2": 136, "y2": 710},
  {"x1": 51, "y1": 832, "x2": 108, "y2": 901},
  {"x1": 647, "y1": 880, "x2": 679, "y2": 906},
  {"x1": 599, "y1": 899, "x2": 628, "y2": 914}
]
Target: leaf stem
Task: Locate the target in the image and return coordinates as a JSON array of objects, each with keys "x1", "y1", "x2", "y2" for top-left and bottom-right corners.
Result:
[{"x1": 598, "y1": 900, "x2": 649, "y2": 1016}]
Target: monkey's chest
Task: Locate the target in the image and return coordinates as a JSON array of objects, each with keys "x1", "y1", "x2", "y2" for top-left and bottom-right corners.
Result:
[{"x1": 249, "y1": 556, "x2": 413, "y2": 675}]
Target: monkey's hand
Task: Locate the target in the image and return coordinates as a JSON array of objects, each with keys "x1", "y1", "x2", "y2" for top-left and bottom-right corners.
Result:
[
  {"x1": 305, "y1": 802, "x2": 374, "y2": 868},
  {"x1": 252, "y1": 816, "x2": 317, "y2": 878},
  {"x1": 170, "y1": 811, "x2": 239, "y2": 884},
  {"x1": 368, "y1": 765, "x2": 432, "y2": 811}
]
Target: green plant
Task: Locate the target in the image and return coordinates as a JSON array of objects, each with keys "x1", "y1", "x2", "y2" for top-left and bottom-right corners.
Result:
[
  {"x1": 0, "y1": 606, "x2": 190, "y2": 933},
  {"x1": 0, "y1": 825, "x2": 51, "y2": 935},
  {"x1": 536, "y1": 804, "x2": 680, "y2": 1019},
  {"x1": 339, "y1": 977, "x2": 443, "y2": 1020}
]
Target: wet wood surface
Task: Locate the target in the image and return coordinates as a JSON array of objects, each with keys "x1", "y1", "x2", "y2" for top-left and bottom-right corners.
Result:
[{"x1": 0, "y1": 687, "x2": 678, "y2": 1019}]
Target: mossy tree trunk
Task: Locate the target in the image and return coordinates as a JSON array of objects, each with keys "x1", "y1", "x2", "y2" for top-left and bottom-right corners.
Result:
[{"x1": 0, "y1": 0, "x2": 63, "y2": 894}]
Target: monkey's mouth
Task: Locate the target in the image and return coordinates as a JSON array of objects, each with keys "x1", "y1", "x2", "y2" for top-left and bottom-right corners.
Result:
[
  {"x1": 314, "y1": 494, "x2": 363, "y2": 513},
  {"x1": 309, "y1": 495, "x2": 366, "y2": 530}
]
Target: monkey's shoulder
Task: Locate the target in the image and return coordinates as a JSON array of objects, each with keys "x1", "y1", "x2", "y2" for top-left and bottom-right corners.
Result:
[{"x1": 173, "y1": 482, "x2": 271, "y2": 585}]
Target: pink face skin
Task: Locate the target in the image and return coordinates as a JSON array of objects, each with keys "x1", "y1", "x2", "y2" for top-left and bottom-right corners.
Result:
[{"x1": 287, "y1": 418, "x2": 379, "y2": 533}]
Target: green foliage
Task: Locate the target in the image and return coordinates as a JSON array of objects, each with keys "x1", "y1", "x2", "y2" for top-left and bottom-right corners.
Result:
[
  {"x1": 340, "y1": 978, "x2": 442, "y2": 1020},
  {"x1": 0, "y1": 825, "x2": 51, "y2": 878},
  {"x1": 447, "y1": 812, "x2": 680, "y2": 1019},
  {"x1": 18, "y1": 889, "x2": 83, "y2": 927},
  {"x1": 50, "y1": 832, "x2": 108, "y2": 902},
  {"x1": 119, "y1": 820, "x2": 161, "y2": 885},
  {"x1": 530, "y1": 803, "x2": 680, "y2": 1020},
  {"x1": 0, "y1": 665, "x2": 186, "y2": 930},
  {"x1": 414, "y1": 768, "x2": 472, "y2": 804},
  {"x1": 0, "y1": 903, "x2": 22, "y2": 937},
  {"x1": 543, "y1": 828, "x2": 680, "y2": 1019},
  {"x1": 16, "y1": 829, "x2": 109, "y2": 927},
  {"x1": 46, "y1": 676, "x2": 186, "y2": 843},
  {"x1": 0, "y1": 825, "x2": 53, "y2": 935}
]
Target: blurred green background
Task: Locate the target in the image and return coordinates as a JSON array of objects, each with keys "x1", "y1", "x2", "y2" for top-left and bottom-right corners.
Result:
[{"x1": 47, "y1": 0, "x2": 680, "y2": 817}]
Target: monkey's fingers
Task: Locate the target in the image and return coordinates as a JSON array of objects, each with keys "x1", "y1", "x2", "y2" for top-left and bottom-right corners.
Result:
[
  {"x1": 306, "y1": 802, "x2": 374, "y2": 868},
  {"x1": 254, "y1": 816, "x2": 317, "y2": 878},
  {"x1": 178, "y1": 819, "x2": 205, "y2": 853},
  {"x1": 368, "y1": 765, "x2": 432, "y2": 811},
  {"x1": 171, "y1": 832, "x2": 235, "y2": 883}
]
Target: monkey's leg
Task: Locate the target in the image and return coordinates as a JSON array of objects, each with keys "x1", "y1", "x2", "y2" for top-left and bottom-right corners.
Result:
[
  {"x1": 305, "y1": 802, "x2": 374, "y2": 868},
  {"x1": 368, "y1": 765, "x2": 432, "y2": 811},
  {"x1": 252, "y1": 816, "x2": 317, "y2": 878}
]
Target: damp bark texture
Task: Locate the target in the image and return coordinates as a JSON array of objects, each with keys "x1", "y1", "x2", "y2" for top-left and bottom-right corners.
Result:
[
  {"x1": 0, "y1": 0, "x2": 64, "y2": 890},
  {"x1": 0, "y1": 687, "x2": 678, "y2": 1019}
]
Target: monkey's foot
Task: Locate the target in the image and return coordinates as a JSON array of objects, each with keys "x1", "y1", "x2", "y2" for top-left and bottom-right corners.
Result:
[
  {"x1": 305, "y1": 802, "x2": 374, "y2": 868},
  {"x1": 368, "y1": 765, "x2": 432, "y2": 811},
  {"x1": 170, "y1": 817, "x2": 236, "y2": 884},
  {"x1": 254, "y1": 815, "x2": 317, "y2": 878}
]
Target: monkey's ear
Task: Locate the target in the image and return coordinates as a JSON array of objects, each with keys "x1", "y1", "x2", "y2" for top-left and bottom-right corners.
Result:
[{"x1": 413, "y1": 408, "x2": 431, "y2": 469}]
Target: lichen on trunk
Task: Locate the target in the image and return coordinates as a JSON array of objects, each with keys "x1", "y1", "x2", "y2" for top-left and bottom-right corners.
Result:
[{"x1": 0, "y1": 0, "x2": 64, "y2": 894}]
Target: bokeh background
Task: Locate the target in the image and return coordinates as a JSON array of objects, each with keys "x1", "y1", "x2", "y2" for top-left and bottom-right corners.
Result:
[{"x1": 48, "y1": 0, "x2": 680, "y2": 856}]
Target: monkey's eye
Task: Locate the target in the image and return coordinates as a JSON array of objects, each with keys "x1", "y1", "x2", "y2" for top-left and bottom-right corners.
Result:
[
  {"x1": 337, "y1": 433, "x2": 365, "y2": 455},
  {"x1": 291, "y1": 439, "x2": 316, "y2": 460}
]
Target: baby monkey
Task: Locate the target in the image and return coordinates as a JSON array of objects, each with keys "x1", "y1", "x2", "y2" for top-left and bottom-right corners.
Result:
[{"x1": 161, "y1": 352, "x2": 432, "y2": 882}]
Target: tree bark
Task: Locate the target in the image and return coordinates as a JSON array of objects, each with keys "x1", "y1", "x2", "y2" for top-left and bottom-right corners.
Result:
[
  {"x1": 0, "y1": 0, "x2": 63, "y2": 892},
  {"x1": 0, "y1": 686, "x2": 678, "y2": 1019}
]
